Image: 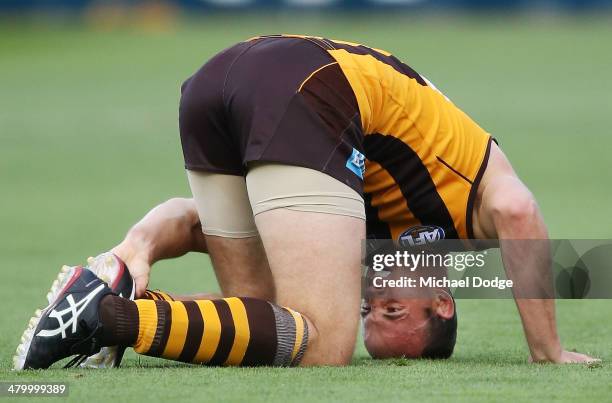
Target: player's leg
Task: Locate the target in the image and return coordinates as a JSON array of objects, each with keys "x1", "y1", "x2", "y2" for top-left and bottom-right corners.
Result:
[
  {"x1": 98, "y1": 294, "x2": 309, "y2": 366},
  {"x1": 80, "y1": 185, "x2": 273, "y2": 368},
  {"x1": 255, "y1": 210, "x2": 363, "y2": 365},
  {"x1": 186, "y1": 170, "x2": 275, "y2": 301},
  {"x1": 206, "y1": 237, "x2": 273, "y2": 300},
  {"x1": 98, "y1": 164, "x2": 365, "y2": 367},
  {"x1": 246, "y1": 163, "x2": 365, "y2": 365},
  {"x1": 15, "y1": 214, "x2": 311, "y2": 368},
  {"x1": 115, "y1": 168, "x2": 309, "y2": 366},
  {"x1": 83, "y1": 185, "x2": 314, "y2": 367},
  {"x1": 14, "y1": 271, "x2": 310, "y2": 368}
]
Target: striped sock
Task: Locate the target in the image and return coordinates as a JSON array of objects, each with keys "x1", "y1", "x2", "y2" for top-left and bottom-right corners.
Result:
[
  {"x1": 142, "y1": 289, "x2": 175, "y2": 302},
  {"x1": 99, "y1": 296, "x2": 308, "y2": 366}
]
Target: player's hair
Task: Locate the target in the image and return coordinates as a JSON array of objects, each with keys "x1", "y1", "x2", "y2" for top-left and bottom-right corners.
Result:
[{"x1": 421, "y1": 301, "x2": 457, "y2": 359}]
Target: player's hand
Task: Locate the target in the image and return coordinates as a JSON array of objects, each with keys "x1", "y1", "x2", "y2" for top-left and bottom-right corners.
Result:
[
  {"x1": 529, "y1": 350, "x2": 601, "y2": 364},
  {"x1": 111, "y1": 241, "x2": 151, "y2": 298}
]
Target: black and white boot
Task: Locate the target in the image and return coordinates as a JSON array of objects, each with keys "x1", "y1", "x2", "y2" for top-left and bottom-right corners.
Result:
[{"x1": 13, "y1": 266, "x2": 113, "y2": 370}]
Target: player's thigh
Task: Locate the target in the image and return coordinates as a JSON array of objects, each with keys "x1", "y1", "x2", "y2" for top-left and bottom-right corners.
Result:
[
  {"x1": 186, "y1": 170, "x2": 275, "y2": 300},
  {"x1": 246, "y1": 163, "x2": 366, "y2": 365},
  {"x1": 255, "y1": 209, "x2": 364, "y2": 366}
]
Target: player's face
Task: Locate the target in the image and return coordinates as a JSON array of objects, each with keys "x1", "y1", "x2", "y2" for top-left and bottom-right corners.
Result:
[{"x1": 361, "y1": 294, "x2": 434, "y2": 358}]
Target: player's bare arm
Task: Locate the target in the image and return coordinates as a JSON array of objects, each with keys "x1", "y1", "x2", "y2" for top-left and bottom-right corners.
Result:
[
  {"x1": 472, "y1": 142, "x2": 599, "y2": 364},
  {"x1": 111, "y1": 197, "x2": 207, "y2": 297}
]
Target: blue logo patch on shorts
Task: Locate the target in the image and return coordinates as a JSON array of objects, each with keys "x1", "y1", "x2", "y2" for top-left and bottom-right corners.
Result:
[{"x1": 346, "y1": 148, "x2": 365, "y2": 179}]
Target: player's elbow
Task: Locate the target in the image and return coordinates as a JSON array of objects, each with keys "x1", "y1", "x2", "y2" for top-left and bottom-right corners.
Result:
[
  {"x1": 494, "y1": 193, "x2": 537, "y2": 222},
  {"x1": 165, "y1": 197, "x2": 196, "y2": 211},
  {"x1": 162, "y1": 197, "x2": 199, "y2": 222},
  {"x1": 491, "y1": 187, "x2": 543, "y2": 237}
]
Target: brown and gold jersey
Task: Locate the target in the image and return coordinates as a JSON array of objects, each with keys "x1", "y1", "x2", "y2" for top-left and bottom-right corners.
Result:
[{"x1": 276, "y1": 35, "x2": 492, "y2": 241}]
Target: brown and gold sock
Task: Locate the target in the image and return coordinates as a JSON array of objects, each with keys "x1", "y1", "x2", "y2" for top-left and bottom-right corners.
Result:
[
  {"x1": 98, "y1": 295, "x2": 308, "y2": 367},
  {"x1": 142, "y1": 289, "x2": 175, "y2": 302}
]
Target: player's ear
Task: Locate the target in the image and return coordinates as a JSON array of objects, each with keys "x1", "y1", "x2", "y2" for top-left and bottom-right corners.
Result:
[{"x1": 433, "y1": 290, "x2": 455, "y2": 320}]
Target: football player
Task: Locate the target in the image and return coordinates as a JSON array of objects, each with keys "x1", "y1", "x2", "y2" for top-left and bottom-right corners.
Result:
[{"x1": 15, "y1": 35, "x2": 598, "y2": 369}]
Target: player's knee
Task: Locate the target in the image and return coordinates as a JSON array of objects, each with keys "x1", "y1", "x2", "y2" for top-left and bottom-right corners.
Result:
[
  {"x1": 304, "y1": 355, "x2": 352, "y2": 366},
  {"x1": 300, "y1": 344, "x2": 353, "y2": 366},
  {"x1": 246, "y1": 304, "x2": 350, "y2": 367},
  {"x1": 255, "y1": 309, "x2": 350, "y2": 367},
  {"x1": 298, "y1": 315, "x2": 357, "y2": 367}
]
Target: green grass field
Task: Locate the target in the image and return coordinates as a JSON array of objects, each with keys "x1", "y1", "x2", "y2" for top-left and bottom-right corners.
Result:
[{"x1": 1, "y1": 13, "x2": 611, "y2": 402}]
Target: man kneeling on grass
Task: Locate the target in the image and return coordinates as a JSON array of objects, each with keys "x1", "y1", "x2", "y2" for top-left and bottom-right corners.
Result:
[{"x1": 14, "y1": 35, "x2": 598, "y2": 369}]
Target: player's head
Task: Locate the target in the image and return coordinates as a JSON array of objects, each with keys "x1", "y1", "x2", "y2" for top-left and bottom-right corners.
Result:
[{"x1": 361, "y1": 269, "x2": 457, "y2": 359}]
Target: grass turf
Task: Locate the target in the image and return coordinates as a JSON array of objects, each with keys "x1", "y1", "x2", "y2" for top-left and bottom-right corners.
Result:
[{"x1": 1, "y1": 13, "x2": 611, "y2": 402}]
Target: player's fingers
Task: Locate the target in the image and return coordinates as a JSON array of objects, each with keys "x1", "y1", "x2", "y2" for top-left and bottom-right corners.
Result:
[
  {"x1": 125, "y1": 260, "x2": 151, "y2": 298},
  {"x1": 133, "y1": 274, "x2": 149, "y2": 298},
  {"x1": 563, "y1": 351, "x2": 600, "y2": 364},
  {"x1": 575, "y1": 354, "x2": 601, "y2": 364},
  {"x1": 529, "y1": 351, "x2": 600, "y2": 364}
]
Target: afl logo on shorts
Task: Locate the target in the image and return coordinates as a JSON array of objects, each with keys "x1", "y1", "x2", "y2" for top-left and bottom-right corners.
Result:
[
  {"x1": 346, "y1": 148, "x2": 365, "y2": 179},
  {"x1": 398, "y1": 225, "x2": 445, "y2": 247}
]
